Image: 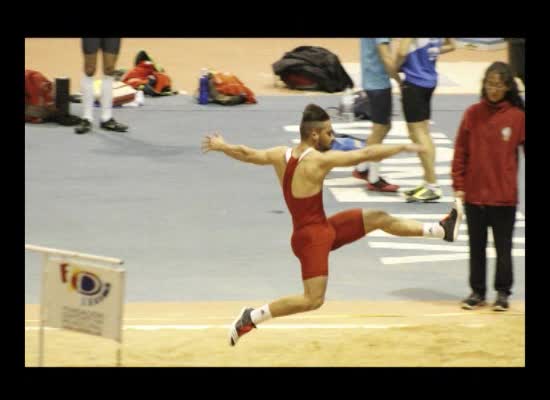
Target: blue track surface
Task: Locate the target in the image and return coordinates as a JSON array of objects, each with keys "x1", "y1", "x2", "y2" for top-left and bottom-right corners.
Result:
[{"x1": 25, "y1": 94, "x2": 525, "y2": 303}]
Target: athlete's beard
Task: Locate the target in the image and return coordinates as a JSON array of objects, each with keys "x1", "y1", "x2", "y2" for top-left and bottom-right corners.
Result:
[{"x1": 318, "y1": 141, "x2": 332, "y2": 152}]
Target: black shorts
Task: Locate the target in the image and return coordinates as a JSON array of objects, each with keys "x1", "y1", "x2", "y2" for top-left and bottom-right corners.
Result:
[
  {"x1": 82, "y1": 38, "x2": 121, "y2": 55},
  {"x1": 401, "y1": 81, "x2": 435, "y2": 123},
  {"x1": 365, "y1": 88, "x2": 392, "y2": 125}
]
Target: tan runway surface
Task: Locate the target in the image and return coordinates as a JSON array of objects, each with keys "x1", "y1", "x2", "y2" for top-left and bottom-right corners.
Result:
[
  {"x1": 25, "y1": 38, "x2": 522, "y2": 367},
  {"x1": 26, "y1": 301, "x2": 524, "y2": 367}
]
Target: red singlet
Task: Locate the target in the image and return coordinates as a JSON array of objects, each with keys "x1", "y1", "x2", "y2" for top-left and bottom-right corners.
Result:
[{"x1": 282, "y1": 148, "x2": 366, "y2": 280}]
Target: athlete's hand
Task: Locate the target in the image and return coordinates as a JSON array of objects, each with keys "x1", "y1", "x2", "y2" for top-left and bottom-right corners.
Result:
[
  {"x1": 202, "y1": 133, "x2": 226, "y2": 153},
  {"x1": 403, "y1": 143, "x2": 427, "y2": 153}
]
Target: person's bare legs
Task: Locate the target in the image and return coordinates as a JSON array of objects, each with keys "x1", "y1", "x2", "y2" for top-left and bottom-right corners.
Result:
[
  {"x1": 362, "y1": 209, "x2": 424, "y2": 236},
  {"x1": 82, "y1": 53, "x2": 97, "y2": 122},
  {"x1": 74, "y1": 53, "x2": 97, "y2": 134},
  {"x1": 406, "y1": 120, "x2": 436, "y2": 184},
  {"x1": 100, "y1": 52, "x2": 118, "y2": 123},
  {"x1": 228, "y1": 275, "x2": 327, "y2": 345},
  {"x1": 364, "y1": 122, "x2": 390, "y2": 182},
  {"x1": 97, "y1": 51, "x2": 128, "y2": 131},
  {"x1": 268, "y1": 276, "x2": 327, "y2": 317},
  {"x1": 367, "y1": 122, "x2": 390, "y2": 145},
  {"x1": 102, "y1": 52, "x2": 118, "y2": 76}
]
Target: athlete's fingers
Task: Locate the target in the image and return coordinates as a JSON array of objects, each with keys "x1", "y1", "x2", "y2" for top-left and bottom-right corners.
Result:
[{"x1": 201, "y1": 138, "x2": 212, "y2": 153}]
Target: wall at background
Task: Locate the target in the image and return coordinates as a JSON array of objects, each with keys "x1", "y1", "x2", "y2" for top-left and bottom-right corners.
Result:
[{"x1": 25, "y1": 38, "x2": 509, "y2": 96}]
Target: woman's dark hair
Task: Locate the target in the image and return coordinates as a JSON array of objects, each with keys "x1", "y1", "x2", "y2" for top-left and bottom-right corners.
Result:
[
  {"x1": 300, "y1": 104, "x2": 330, "y2": 139},
  {"x1": 482, "y1": 61, "x2": 525, "y2": 110}
]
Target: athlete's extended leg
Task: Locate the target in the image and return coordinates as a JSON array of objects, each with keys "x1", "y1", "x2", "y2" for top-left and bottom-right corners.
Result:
[
  {"x1": 362, "y1": 200, "x2": 463, "y2": 242},
  {"x1": 362, "y1": 209, "x2": 423, "y2": 236}
]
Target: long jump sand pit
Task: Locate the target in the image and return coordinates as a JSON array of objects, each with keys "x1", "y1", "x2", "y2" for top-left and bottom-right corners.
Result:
[{"x1": 25, "y1": 300, "x2": 524, "y2": 367}]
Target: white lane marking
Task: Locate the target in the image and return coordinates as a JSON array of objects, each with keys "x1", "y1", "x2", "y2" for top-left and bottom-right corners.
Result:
[
  {"x1": 386, "y1": 213, "x2": 524, "y2": 221},
  {"x1": 459, "y1": 221, "x2": 524, "y2": 230},
  {"x1": 329, "y1": 188, "x2": 455, "y2": 203},
  {"x1": 381, "y1": 249, "x2": 525, "y2": 265},
  {"x1": 366, "y1": 230, "x2": 525, "y2": 244},
  {"x1": 292, "y1": 138, "x2": 452, "y2": 145},
  {"x1": 284, "y1": 121, "x2": 435, "y2": 132},
  {"x1": 460, "y1": 324, "x2": 486, "y2": 328},
  {"x1": 330, "y1": 165, "x2": 453, "y2": 176},
  {"x1": 370, "y1": 242, "x2": 525, "y2": 255},
  {"x1": 330, "y1": 148, "x2": 455, "y2": 169},
  {"x1": 325, "y1": 178, "x2": 453, "y2": 187},
  {"x1": 24, "y1": 323, "x2": 413, "y2": 331},
  {"x1": 369, "y1": 242, "x2": 470, "y2": 252}
]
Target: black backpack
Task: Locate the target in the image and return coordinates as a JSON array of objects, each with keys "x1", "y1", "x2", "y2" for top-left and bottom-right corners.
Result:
[{"x1": 272, "y1": 46, "x2": 354, "y2": 93}]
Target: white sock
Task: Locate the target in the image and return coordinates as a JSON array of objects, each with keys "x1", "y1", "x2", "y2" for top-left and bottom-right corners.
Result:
[
  {"x1": 356, "y1": 161, "x2": 369, "y2": 173},
  {"x1": 250, "y1": 304, "x2": 272, "y2": 325},
  {"x1": 369, "y1": 162, "x2": 380, "y2": 183},
  {"x1": 426, "y1": 182, "x2": 440, "y2": 192},
  {"x1": 101, "y1": 75, "x2": 114, "y2": 122},
  {"x1": 423, "y1": 222, "x2": 445, "y2": 239},
  {"x1": 81, "y1": 75, "x2": 94, "y2": 122}
]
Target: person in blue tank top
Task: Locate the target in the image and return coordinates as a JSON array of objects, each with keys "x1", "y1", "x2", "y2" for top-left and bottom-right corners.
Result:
[
  {"x1": 395, "y1": 38, "x2": 455, "y2": 202},
  {"x1": 354, "y1": 38, "x2": 401, "y2": 192}
]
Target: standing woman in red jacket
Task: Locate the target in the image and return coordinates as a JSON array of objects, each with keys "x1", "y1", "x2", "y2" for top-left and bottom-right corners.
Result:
[{"x1": 452, "y1": 61, "x2": 525, "y2": 312}]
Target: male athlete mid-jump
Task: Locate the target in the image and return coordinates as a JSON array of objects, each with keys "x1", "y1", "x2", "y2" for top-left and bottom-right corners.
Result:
[{"x1": 201, "y1": 103, "x2": 463, "y2": 346}]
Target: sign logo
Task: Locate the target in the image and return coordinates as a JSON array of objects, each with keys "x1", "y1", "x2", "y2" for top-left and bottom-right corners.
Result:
[
  {"x1": 59, "y1": 263, "x2": 111, "y2": 306},
  {"x1": 501, "y1": 127, "x2": 512, "y2": 141}
]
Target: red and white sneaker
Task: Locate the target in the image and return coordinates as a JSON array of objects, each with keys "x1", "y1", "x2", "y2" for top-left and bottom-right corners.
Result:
[
  {"x1": 367, "y1": 177, "x2": 400, "y2": 192},
  {"x1": 352, "y1": 169, "x2": 369, "y2": 181},
  {"x1": 228, "y1": 307, "x2": 256, "y2": 346}
]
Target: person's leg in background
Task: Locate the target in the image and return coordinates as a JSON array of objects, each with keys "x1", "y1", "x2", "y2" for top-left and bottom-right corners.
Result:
[
  {"x1": 461, "y1": 203, "x2": 489, "y2": 309},
  {"x1": 402, "y1": 84, "x2": 440, "y2": 201},
  {"x1": 99, "y1": 38, "x2": 128, "y2": 132},
  {"x1": 489, "y1": 205, "x2": 516, "y2": 311},
  {"x1": 75, "y1": 38, "x2": 99, "y2": 134},
  {"x1": 354, "y1": 89, "x2": 399, "y2": 192}
]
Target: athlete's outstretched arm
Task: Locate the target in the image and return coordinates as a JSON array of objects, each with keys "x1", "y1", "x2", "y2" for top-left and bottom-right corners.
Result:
[
  {"x1": 202, "y1": 133, "x2": 284, "y2": 165},
  {"x1": 320, "y1": 143, "x2": 425, "y2": 172}
]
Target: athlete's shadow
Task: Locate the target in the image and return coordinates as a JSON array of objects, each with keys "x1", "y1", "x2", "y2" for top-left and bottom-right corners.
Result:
[
  {"x1": 389, "y1": 288, "x2": 462, "y2": 301},
  {"x1": 93, "y1": 131, "x2": 192, "y2": 160}
]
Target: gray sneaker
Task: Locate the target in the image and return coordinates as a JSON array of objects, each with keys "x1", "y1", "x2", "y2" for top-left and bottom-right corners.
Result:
[
  {"x1": 493, "y1": 292, "x2": 510, "y2": 311},
  {"x1": 461, "y1": 293, "x2": 486, "y2": 310},
  {"x1": 403, "y1": 185, "x2": 424, "y2": 197},
  {"x1": 74, "y1": 118, "x2": 92, "y2": 134},
  {"x1": 100, "y1": 118, "x2": 128, "y2": 132},
  {"x1": 228, "y1": 307, "x2": 256, "y2": 346}
]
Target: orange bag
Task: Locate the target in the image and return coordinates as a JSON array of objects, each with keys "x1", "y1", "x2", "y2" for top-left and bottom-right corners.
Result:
[
  {"x1": 25, "y1": 69, "x2": 55, "y2": 123},
  {"x1": 211, "y1": 72, "x2": 256, "y2": 104},
  {"x1": 122, "y1": 61, "x2": 173, "y2": 96}
]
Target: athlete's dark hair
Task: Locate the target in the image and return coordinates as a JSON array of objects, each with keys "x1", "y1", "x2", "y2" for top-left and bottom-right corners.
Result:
[
  {"x1": 300, "y1": 103, "x2": 330, "y2": 140},
  {"x1": 481, "y1": 61, "x2": 525, "y2": 111}
]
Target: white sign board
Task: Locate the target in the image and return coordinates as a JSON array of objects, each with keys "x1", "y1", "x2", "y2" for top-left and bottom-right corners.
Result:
[{"x1": 43, "y1": 257, "x2": 125, "y2": 342}]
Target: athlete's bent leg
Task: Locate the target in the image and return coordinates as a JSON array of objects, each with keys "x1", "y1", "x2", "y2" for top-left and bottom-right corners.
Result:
[
  {"x1": 269, "y1": 276, "x2": 327, "y2": 317},
  {"x1": 228, "y1": 276, "x2": 327, "y2": 346}
]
